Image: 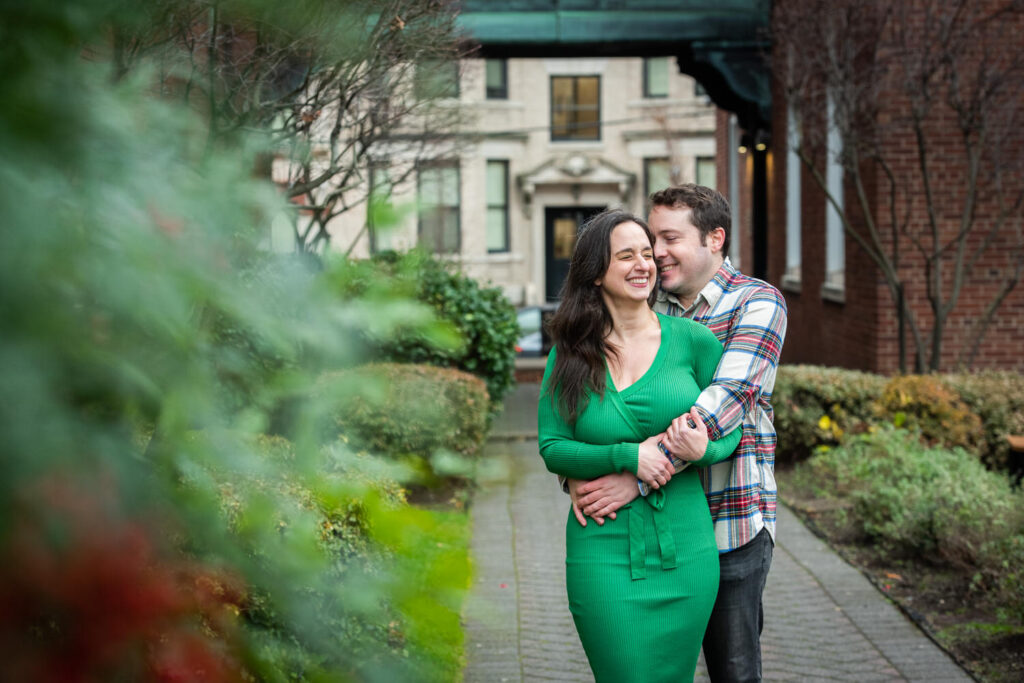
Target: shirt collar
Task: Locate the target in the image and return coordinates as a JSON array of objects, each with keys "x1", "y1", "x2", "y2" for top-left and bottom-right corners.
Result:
[{"x1": 657, "y1": 258, "x2": 736, "y2": 312}]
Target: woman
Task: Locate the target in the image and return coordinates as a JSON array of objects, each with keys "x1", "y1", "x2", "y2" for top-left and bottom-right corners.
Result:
[{"x1": 537, "y1": 209, "x2": 741, "y2": 682}]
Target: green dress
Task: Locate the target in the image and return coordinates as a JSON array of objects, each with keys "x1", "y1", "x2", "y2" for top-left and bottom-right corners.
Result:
[{"x1": 538, "y1": 314, "x2": 742, "y2": 682}]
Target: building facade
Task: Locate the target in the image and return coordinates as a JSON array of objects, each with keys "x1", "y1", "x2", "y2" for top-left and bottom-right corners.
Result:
[
  {"x1": 310, "y1": 56, "x2": 721, "y2": 306},
  {"x1": 760, "y1": 0, "x2": 1024, "y2": 374}
]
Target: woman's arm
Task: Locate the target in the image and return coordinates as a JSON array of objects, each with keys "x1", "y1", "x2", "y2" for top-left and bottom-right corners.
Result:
[{"x1": 538, "y1": 353, "x2": 672, "y2": 485}]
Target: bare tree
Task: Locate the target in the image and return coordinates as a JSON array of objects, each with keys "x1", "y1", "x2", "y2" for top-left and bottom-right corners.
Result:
[
  {"x1": 113, "y1": 0, "x2": 473, "y2": 254},
  {"x1": 774, "y1": 0, "x2": 1024, "y2": 372}
]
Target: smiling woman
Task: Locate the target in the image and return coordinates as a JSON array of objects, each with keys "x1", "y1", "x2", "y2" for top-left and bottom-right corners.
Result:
[{"x1": 536, "y1": 208, "x2": 742, "y2": 682}]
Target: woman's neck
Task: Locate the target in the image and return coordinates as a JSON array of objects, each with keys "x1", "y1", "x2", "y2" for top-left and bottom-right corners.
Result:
[{"x1": 604, "y1": 299, "x2": 658, "y2": 345}]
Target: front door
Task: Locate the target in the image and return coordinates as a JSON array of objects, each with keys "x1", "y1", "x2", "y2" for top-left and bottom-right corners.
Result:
[{"x1": 545, "y1": 206, "x2": 604, "y2": 301}]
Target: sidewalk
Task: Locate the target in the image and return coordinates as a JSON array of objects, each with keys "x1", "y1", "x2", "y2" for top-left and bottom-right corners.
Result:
[{"x1": 462, "y1": 383, "x2": 973, "y2": 682}]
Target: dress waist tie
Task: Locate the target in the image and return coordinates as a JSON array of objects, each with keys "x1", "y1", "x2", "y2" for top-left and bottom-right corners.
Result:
[{"x1": 628, "y1": 488, "x2": 678, "y2": 580}]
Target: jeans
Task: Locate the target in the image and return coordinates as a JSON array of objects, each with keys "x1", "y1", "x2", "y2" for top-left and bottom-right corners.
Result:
[{"x1": 702, "y1": 527, "x2": 774, "y2": 683}]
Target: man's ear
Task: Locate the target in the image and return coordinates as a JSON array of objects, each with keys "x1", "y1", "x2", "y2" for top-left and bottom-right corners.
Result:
[{"x1": 709, "y1": 227, "x2": 727, "y2": 254}]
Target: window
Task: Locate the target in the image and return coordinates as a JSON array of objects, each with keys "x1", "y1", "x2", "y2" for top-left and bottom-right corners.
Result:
[
  {"x1": 784, "y1": 105, "x2": 802, "y2": 289},
  {"x1": 824, "y1": 93, "x2": 845, "y2": 299},
  {"x1": 644, "y1": 158, "x2": 672, "y2": 199},
  {"x1": 418, "y1": 162, "x2": 460, "y2": 254},
  {"x1": 696, "y1": 157, "x2": 716, "y2": 189},
  {"x1": 368, "y1": 165, "x2": 395, "y2": 253},
  {"x1": 551, "y1": 76, "x2": 600, "y2": 141},
  {"x1": 486, "y1": 160, "x2": 509, "y2": 252},
  {"x1": 416, "y1": 60, "x2": 459, "y2": 99},
  {"x1": 643, "y1": 57, "x2": 669, "y2": 98},
  {"x1": 485, "y1": 59, "x2": 507, "y2": 99}
]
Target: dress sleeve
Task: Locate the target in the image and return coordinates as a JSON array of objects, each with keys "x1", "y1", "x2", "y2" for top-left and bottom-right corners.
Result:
[
  {"x1": 537, "y1": 350, "x2": 640, "y2": 479},
  {"x1": 689, "y1": 323, "x2": 742, "y2": 467}
]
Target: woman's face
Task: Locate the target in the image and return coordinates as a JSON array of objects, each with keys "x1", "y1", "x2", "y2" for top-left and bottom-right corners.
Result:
[{"x1": 595, "y1": 221, "x2": 655, "y2": 305}]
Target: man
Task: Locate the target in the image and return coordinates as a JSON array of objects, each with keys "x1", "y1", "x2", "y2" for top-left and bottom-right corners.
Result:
[{"x1": 568, "y1": 184, "x2": 787, "y2": 682}]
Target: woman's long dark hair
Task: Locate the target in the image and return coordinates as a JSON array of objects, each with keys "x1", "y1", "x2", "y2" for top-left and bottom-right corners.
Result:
[{"x1": 544, "y1": 208, "x2": 656, "y2": 423}]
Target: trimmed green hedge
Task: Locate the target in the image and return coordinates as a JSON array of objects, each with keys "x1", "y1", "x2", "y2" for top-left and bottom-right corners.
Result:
[
  {"x1": 773, "y1": 365, "x2": 886, "y2": 462},
  {"x1": 330, "y1": 250, "x2": 519, "y2": 413},
  {"x1": 319, "y1": 362, "x2": 490, "y2": 472},
  {"x1": 774, "y1": 365, "x2": 1024, "y2": 471}
]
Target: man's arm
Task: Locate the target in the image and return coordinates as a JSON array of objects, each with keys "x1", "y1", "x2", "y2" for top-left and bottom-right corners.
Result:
[
  {"x1": 571, "y1": 473, "x2": 639, "y2": 525},
  {"x1": 664, "y1": 288, "x2": 787, "y2": 452}
]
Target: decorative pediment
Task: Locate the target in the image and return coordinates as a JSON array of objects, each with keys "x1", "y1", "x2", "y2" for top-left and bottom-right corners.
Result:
[{"x1": 517, "y1": 153, "x2": 636, "y2": 215}]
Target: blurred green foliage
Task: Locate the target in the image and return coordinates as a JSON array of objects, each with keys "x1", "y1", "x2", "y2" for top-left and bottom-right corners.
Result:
[
  {"x1": 0, "y1": 1, "x2": 474, "y2": 680},
  {"x1": 331, "y1": 250, "x2": 520, "y2": 413},
  {"x1": 323, "y1": 362, "x2": 489, "y2": 466}
]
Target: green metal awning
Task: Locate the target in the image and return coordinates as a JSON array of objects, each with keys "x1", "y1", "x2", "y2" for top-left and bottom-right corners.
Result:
[{"x1": 457, "y1": 0, "x2": 771, "y2": 131}]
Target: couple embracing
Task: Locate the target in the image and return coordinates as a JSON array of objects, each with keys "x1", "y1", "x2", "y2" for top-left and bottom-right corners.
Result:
[{"x1": 538, "y1": 184, "x2": 787, "y2": 682}]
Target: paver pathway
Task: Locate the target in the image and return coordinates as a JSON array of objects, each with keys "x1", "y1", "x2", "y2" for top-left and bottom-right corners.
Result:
[{"x1": 462, "y1": 383, "x2": 972, "y2": 682}]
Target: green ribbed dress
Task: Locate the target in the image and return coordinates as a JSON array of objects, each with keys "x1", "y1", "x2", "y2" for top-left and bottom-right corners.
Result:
[{"x1": 538, "y1": 314, "x2": 741, "y2": 682}]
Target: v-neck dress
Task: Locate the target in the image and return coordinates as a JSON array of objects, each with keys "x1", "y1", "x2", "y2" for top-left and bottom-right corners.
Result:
[{"x1": 538, "y1": 314, "x2": 742, "y2": 683}]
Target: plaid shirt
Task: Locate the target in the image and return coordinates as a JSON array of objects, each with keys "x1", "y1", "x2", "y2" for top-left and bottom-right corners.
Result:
[{"x1": 655, "y1": 258, "x2": 787, "y2": 553}]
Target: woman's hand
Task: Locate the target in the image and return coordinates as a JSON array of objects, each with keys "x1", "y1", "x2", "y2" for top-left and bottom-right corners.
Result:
[
  {"x1": 636, "y1": 434, "x2": 673, "y2": 489},
  {"x1": 664, "y1": 407, "x2": 709, "y2": 462}
]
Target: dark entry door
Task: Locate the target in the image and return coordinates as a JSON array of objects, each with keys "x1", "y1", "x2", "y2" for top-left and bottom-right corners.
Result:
[{"x1": 545, "y1": 206, "x2": 604, "y2": 301}]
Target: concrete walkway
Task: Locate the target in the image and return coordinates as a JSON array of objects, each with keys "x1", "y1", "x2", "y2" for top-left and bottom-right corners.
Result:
[{"x1": 462, "y1": 383, "x2": 972, "y2": 682}]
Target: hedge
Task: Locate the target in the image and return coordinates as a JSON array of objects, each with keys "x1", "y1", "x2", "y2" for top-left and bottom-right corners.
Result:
[
  {"x1": 330, "y1": 250, "x2": 519, "y2": 413},
  {"x1": 773, "y1": 365, "x2": 1024, "y2": 471},
  {"x1": 319, "y1": 362, "x2": 490, "y2": 473}
]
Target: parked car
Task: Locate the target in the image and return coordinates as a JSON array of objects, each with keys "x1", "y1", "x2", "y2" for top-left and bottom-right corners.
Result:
[{"x1": 515, "y1": 304, "x2": 558, "y2": 357}]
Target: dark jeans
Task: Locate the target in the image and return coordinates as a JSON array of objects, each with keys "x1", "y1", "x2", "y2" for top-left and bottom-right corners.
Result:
[{"x1": 702, "y1": 527, "x2": 774, "y2": 683}]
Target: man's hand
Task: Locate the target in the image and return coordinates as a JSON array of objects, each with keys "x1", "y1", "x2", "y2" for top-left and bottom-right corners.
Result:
[
  {"x1": 567, "y1": 478, "x2": 592, "y2": 527},
  {"x1": 574, "y1": 472, "x2": 638, "y2": 523},
  {"x1": 663, "y1": 407, "x2": 709, "y2": 462}
]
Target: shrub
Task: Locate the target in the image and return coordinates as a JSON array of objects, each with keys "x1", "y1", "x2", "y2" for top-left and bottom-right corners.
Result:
[
  {"x1": 980, "y1": 532, "x2": 1024, "y2": 623},
  {"x1": 773, "y1": 365, "x2": 887, "y2": 463},
  {"x1": 322, "y1": 362, "x2": 490, "y2": 464},
  {"x1": 198, "y1": 432, "x2": 471, "y2": 681},
  {"x1": 877, "y1": 374, "x2": 983, "y2": 453},
  {"x1": 0, "y1": 6, "x2": 474, "y2": 678},
  {"x1": 774, "y1": 365, "x2": 1024, "y2": 473},
  {"x1": 331, "y1": 250, "x2": 519, "y2": 413},
  {"x1": 943, "y1": 371, "x2": 1024, "y2": 471},
  {"x1": 792, "y1": 428, "x2": 1024, "y2": 569}
]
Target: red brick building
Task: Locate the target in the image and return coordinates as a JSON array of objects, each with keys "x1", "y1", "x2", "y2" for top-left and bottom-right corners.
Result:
[{"x1": 727, "y1": 0, "x2": 1024, "y2": 374}]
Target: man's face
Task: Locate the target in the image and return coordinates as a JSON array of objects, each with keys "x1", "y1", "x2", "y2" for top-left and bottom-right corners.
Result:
[{"x1": 648, "y1": 204, "x2": 723, "y2": 302}]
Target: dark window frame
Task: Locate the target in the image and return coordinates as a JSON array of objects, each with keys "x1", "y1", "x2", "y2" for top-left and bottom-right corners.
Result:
[
  {"x1": 417, "y1": 160, "x2": 461, "y2": 254},
  {"x1": 486, "y1": 159, "x2": 510, "y2": 253},
  {"x1": 485, "y1": 58, "x2": 508, "y2": 100},
  {"x1": 550, "y1": 75, "x2": 601, "y2": 142},
  {"x1": 643, "y1": 57, "x2": 669, "y2": 98}
]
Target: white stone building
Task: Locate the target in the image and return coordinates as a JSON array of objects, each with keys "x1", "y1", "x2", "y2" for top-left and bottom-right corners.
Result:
[{"x1": 295, "y1": 56, "x2": 716, "y2": 306}]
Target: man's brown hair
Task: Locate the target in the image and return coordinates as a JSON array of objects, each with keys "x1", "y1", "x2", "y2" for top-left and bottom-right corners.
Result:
[{"x1": 649, "y1": 183, "x2": 731, "y2": 256}]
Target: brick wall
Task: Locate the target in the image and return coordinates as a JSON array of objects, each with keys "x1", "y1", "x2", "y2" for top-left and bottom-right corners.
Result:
[{"x1": 764, "y1": 0, "x2": 1024, "y2": 374}]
